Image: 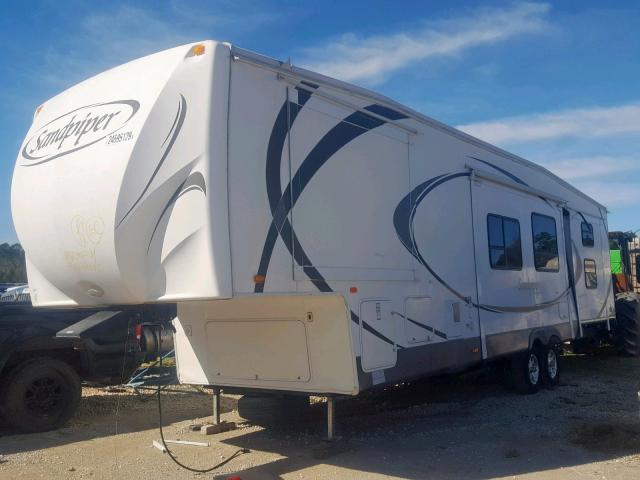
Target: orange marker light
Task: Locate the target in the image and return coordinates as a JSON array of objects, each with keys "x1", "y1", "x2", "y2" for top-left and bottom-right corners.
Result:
[
  {"x1": 192, "y1": 44, "x2": 205, "y2": 56},
  {"x1": 349, "y1": 286, "x2": 358, "y2": 294},
  {"x1": 35, "y1": 105, "x2": 43, "y2": 116},
  {"x1": 254, "y1": 274, "x2": 265, "y2": 284}
]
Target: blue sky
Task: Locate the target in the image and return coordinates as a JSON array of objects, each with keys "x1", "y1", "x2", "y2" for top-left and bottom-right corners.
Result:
[{"x1": 1, "y1": 1, "x2": 639, "y2": 243}]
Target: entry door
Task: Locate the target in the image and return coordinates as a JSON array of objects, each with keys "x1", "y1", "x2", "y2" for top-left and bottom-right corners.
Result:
[
  {"x1": 471, "y1": 179, "x2": 538, "y2": 356},
  {"x1": 571, "y1": 211, "x2": 612, "y2": 324},
  {"x1": 530, "y1": 208, "x2": 571, "y2": 327}
]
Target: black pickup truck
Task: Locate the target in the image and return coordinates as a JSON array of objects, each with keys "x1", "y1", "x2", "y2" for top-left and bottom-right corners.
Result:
[{"x1": 0, "y1": 299, "x2": 175, "y2": 433}]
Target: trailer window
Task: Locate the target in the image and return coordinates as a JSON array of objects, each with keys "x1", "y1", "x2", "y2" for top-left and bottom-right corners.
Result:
[
  {"x1": 532, "y1": 213, "x2": 559, "y2": 272},
  {"x1": 487, "y1": 214, "x2": 522, "y2": 270},
  {"x1": 584, "y1": 259, "x2": 597, "y2": 289},
  {"x1": 581, "y1": 222, "x2": 594, "y2": 247}
]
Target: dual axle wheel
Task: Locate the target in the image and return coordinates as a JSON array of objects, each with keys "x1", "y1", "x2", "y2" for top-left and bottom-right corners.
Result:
[{"x1": 511, "y1": 341, "x2": 561, "y2": 394}]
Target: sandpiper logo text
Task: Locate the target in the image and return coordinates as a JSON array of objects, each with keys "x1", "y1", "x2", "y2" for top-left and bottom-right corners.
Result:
[{"x1": 21, "y1": 99, "x2": 140, "y2": 166}]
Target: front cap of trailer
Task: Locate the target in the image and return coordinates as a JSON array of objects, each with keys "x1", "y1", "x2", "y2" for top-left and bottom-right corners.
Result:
[{"x1": 11, "y1": 41, "x2": 232, "y2": 306}]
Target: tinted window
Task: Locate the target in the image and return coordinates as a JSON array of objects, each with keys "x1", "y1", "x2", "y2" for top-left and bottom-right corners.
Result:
[
  {"x1": 487, "y1": 214, "x2": 522, "y2": 270},
  {"x1": 581, "y1": 222, "x2": 594, "y2": 247},
  {"x1": 532, "y1": 213, "x2": 559, "y2": 271},
  {"x1": 584, "y1": 259, "x2": 597, "y2": 289}
]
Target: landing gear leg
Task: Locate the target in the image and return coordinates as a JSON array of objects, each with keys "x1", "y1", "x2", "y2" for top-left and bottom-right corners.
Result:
[
  {"x1": 326, "y1": 396, "x2": 337, "y2": 441},
  {"x1": 313, "y1": 396, "x2": 348, "y2": 459},
  {"x1": 212, "y1": 387, "x2": 221, "y2": 425}
]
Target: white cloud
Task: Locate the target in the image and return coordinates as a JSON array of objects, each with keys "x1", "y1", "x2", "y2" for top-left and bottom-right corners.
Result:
[
  {"x1": 572, "y1": 180, "x2": 640, "y2": 208},
  {"x1": 82, "y1": 6, "x2": 193, "y2": 54},
  {"x1": 38, "y1": 6, "x2": 202, "y2": 88},
  {"x1": 299, "y1": 2, "x2": 551, "y2": 85},
  {"x1": 537, "y1": 156, "x2": 640, "y2": 207},
  {"x1": 538, "y1": 156, "x2": 640, "y2": 181},
  {"x1": 474, "y1": 63, "x2": 500, "y2": 78},
  {"x1": 37, "y1": 3, "x2": 280, "y2": 89},
  {"x1": 457, "y1": 103, "x2": 640, "y2": 145},
  {"x1": 456, "y1": 102, "x2": 640, "y2": 210}
]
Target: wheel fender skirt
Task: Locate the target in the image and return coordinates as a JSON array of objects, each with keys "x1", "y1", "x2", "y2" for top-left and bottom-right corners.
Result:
[{"x1": 529, "y1": 327, "x2": 563, "y2": 349}]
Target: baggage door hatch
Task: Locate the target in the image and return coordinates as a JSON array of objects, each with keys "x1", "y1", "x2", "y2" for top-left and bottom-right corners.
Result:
[{"x1": 360, "y1": 300, "x2": 396, "y2": 372}]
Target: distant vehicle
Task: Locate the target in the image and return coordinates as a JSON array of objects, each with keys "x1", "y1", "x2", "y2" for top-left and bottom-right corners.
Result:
[
  {"x1": 608, "y1": 231, "x2": 640, "y2": 356},
  {"x1": 10, "y1": 41, "x2": 619, "y2": 435},
  {"x1": 0, "y1": 284, "x2": 29, "y2": 302},
  {"x1": 0, "y1": 283, "x2": 25, "y2": 295},
  {"x1": 0, "y1": 298, "x2": 174, "y2": 432}
]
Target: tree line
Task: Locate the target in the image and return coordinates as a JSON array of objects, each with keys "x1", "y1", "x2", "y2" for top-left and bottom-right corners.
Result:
[{"x1": 0, "y1": 243, "x2": 27, "y2": 283}]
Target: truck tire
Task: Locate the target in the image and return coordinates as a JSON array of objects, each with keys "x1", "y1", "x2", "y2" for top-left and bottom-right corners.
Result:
[
  {"x1": 510, "y1": 347, "x2": 543, "y2": 394},
  {"x1": 0, "y1": 358, "x2": 81, "y2": 433},
  {"x1": 237, "y1": 394, "x2": 310, "y2": 426},
  {"x1": 614, "y1": 293, "x2": 640, "y2": 357}
]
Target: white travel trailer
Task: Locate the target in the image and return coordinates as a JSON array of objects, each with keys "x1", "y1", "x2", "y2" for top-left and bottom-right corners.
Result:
[{"x1": 12, "y1": 41, "x2": 614, "y2": 417}]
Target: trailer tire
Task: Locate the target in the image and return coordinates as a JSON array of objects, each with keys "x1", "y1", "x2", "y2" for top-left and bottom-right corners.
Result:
[
  {"x1": 614, "y1": 293, "x2": 640, "y2": 357},
  {"x1": 0, "y1": 358, "x2": 81, "y2": 433},
  {"x1": 541, "y1": 341, "x2": 561, "y2": 387},
  {"x1": 510, "y1": 348, "x2": 543, "y2": 394},
  {"x1": 237, "y1": 394, "x2": 310, "y2": 426}
]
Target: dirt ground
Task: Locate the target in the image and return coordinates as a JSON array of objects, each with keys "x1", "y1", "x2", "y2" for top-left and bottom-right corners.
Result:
[{"x1": 1, "y1": 350, "x2": 640, "y2": 480}]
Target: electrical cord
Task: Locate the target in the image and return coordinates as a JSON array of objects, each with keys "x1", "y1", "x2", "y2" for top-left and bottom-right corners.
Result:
[{"x1": 155, "y1": 324, "x2": 250, "y2": 473}]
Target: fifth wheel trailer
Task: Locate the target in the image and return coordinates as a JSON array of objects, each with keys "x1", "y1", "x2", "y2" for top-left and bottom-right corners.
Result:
[{"x1": 12, "y1": 41, "x2": 615, "y2": 407}]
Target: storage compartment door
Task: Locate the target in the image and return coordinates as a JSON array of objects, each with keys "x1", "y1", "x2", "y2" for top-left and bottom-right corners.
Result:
[
  {"x1": 360, "y1": 300, "x2": 396, "y2": 371},
  {"x1": 206, "y1": 319, "x2": 311, "y2": 382}
]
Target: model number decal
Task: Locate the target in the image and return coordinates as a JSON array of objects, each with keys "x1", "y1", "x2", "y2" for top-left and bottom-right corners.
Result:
[{"x1": 106, "y1": 131, "x2": 134, "y2": 144}]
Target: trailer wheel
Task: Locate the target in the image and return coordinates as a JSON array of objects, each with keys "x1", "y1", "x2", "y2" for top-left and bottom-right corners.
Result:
[
  {"x1": 0, "y1": 358, "x2": 81, "y2": 433},
  {"x1": 614, "y1": 293, "x2": 640, "y2": 357},
  {"x1": 237, "y1": 394, "x2": 310, "y2": 426},
  {"x1": 541, "y1": 341, "x2": 562, "y2": 387},
  {"x1": 510, "y1": 348, "x2": 543, "y2": 394}
]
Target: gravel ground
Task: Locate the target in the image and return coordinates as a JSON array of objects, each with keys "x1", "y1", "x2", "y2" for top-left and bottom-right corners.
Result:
[{"x1": 1, "y1": 349, "x2": 639, "y2": 479}]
